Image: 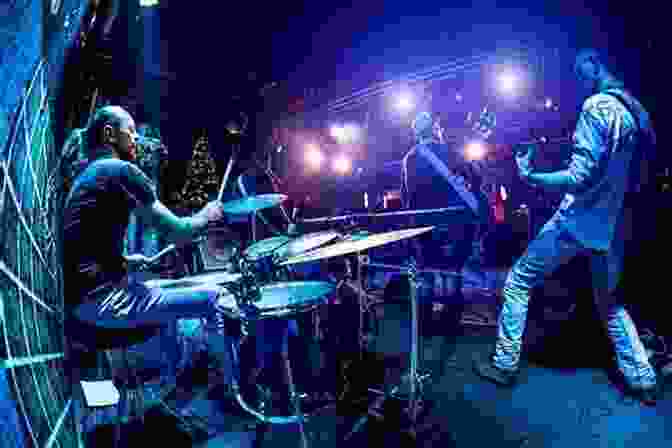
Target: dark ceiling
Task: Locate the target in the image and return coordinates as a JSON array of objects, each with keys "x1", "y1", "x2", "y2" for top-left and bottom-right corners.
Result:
[{"x1": 112, "y1": 1, "x2": 662, "y2": 192}]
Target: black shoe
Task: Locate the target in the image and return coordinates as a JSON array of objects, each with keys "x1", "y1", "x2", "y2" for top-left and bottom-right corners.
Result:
[
  {"x1": 607, "y1": 364, "x2": 664, "y2": 406},
  {"x1": 629, "y1": 382, "x2": 664, "y2": 406},
  {"x1": 473, "y1": 352, "x2": 519, "y2": 387}
]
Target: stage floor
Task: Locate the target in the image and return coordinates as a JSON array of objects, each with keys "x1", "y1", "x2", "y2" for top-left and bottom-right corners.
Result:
[{"x1": 85, "y1": 303, "x2": 672, "y2": 447}]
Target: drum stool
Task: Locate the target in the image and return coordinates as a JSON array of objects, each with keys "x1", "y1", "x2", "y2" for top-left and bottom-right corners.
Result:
[{"x1": 66, "y1": 318, "x2": 185, "y2": 446}]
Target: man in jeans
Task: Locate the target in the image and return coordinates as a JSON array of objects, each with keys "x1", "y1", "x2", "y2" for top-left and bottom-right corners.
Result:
[
  {"x1": 474, "y1": 49, "x2": 662, "y2": 405},
  {"x1": 63, "y1": 105, "x2": 231, "y2": 346}
]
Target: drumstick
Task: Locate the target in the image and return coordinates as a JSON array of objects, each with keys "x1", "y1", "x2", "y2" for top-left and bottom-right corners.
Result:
[
  {"x1": 218, "y1": 144, "x2": 238, "y2": 202},
  {"x1": 147, "y1": 236, "x2": 206, "y2": 265}
]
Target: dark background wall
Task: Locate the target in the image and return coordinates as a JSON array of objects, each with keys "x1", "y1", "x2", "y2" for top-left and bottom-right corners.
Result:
[{"x1": 1, "y1": 1, "x2": 88, "y2": 446}]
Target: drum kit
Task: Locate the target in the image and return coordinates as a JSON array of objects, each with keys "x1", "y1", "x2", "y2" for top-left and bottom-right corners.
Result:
[{"x1": 139, "y1": 193, "x2": 435, "y2": 445}]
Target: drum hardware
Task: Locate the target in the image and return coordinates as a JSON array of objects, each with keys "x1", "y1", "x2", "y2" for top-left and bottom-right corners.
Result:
[{"x1": 279, "y1": 227, "x2": 435, "y2": 440}]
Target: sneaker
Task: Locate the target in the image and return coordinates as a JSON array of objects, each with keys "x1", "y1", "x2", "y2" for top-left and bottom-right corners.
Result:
[{"x1": 473, "y1": 352, "x2": 519, "y2": 387}]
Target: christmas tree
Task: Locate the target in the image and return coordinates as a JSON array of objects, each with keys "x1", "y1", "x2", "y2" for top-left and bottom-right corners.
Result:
[{"x1": 178, "y1": 134, "x2": 220, "y2": 211}]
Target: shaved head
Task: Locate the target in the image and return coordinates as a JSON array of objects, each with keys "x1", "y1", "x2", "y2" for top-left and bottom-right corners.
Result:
[{"x1": 87, "y1": 105, "x2": 137, "y2": 161}]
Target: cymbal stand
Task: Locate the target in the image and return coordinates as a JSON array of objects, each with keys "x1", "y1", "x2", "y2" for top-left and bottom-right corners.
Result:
[{"x1": 343, "y1": 257, "x2": 430, "y2": 441}]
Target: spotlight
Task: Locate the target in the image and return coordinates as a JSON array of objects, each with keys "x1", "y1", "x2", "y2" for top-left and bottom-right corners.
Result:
[
  {"x1": 544, "y1": 98, "x2": 553, "y2": 109},
  {"x1": 276, "y1": 145, "x2": 284, "y2": 153},
  {"x1": 332, "y1": 155, "x2": 351, "y2": 174},
  {"x1": 456, "y1": 92, "x2": 463, "y2": 102},
  {"x1": 498, "y1": 71, "x2": 519, "y2": 95},
  {"x1": 343, "y1": 124, "x2": 360, "y2": 142},
  {"x1": 330, "y1": 125, "x2": 345, "y2": 140},
  {"x1": 395, "y1": 93, "x2": 414, "y2": 112},
  {"x1": 465, "y1": 141, "x2": 486, "y2": 160},
  {"x1": 305, "y1": 145, "x2": 323, "y2": 169}
]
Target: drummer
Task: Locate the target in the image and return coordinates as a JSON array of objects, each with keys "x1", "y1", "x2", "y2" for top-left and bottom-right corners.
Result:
[{"x1": 63, "y1": 106, "x2": 234, "y2": 342}]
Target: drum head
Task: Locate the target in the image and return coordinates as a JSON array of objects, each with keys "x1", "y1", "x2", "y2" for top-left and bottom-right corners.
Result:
[
  {"x1": 244, "y1": 236, "x2": 291, "y2": 260},
  {"x1": 145, "y1": 272, "x2": 242, "y2": 289},
  {"x1": 215, "y1": 281, "x2": 335, "y2": 319}
]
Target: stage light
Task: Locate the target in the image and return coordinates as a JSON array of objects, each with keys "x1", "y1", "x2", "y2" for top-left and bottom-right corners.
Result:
[
  {"x1": 500, "y1": 185, "x2": 508, "y2": 201},
  {"x1": 332, "y1": 155, "x2": 351, "y2": 174},
  {"x1": 305, "y1": 145, "x2": 323, "y2": 169},
  {"x1": 343, "y1": 124, "x2": 360, "y2": 142},
  {"x1": 465, "y1": 141, "x2": 486, "y2": 160},
  {"x1": 498, "y1": 71, "x2": 519, "y2": 95},
  {"x1": 545, "y1": 98, "x2": 553, "y2": 109},
  {"x1": 330, "y1": 125, "x2": 345, "y2": 140},
  {"x1": 456, "y1": 93, "x2": 463, "y2": 102},
  {"x1": 276, "y1": 145, "x2": 284, "y2": 153},
  {"x1": 395, "y1": 93, "x2": 414, "y2": 112},
  {"x1": 140, "y1": 0, "x2": 159, "y2": 6}
]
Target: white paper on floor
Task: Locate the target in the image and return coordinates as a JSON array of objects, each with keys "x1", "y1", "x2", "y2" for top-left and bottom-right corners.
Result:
[{"x1": 80, "y1": 380, "x2": 120, "y2": 407}]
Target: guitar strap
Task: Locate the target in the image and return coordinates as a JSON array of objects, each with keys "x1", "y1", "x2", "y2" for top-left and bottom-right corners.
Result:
[{"x1": 602, "y1": 89, "x2": 653, "y2": 194}]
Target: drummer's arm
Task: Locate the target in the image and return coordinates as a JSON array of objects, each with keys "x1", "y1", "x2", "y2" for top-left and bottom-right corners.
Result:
[
  {"x1": 124, "y1": 162, "x2": 210, "y2": 244},
  {"x1": 137, "y1": 200, "x2": 211, "y2": 245}
]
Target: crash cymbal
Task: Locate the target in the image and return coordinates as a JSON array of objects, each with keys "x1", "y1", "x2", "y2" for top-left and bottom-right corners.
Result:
[
  {"x1": 221, "y1": 194, "x2": 287, "y2": 215},
  {"x1": 275, "y1": 230, "x2": 343, "y2": 260},
  {"x1": 279, "y1": 226, "x2": 434, "y2": 265}
]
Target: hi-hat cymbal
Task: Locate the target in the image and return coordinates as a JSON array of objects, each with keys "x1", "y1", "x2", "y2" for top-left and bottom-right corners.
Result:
[
  {"x1": 221, "y1": 194, "x2": 287, "y2": 215},
  {"x1": 279, "y1": 226, "x2": 434, "y2": 265}
]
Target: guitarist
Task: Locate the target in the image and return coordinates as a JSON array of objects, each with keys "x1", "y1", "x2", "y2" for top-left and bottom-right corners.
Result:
[{"x1": 473, "y1": 48, "x2": 662, "y2": 405}]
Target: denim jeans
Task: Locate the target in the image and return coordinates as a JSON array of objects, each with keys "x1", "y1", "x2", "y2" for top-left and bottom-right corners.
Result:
[
  {"x1": 492, "y1": 213, "x2": 657, "y2": 389},
  {"x1": 72, "y1": 273, "x2": 295, "y2": 374}
]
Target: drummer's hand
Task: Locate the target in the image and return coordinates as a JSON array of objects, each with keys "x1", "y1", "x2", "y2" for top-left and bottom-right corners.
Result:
[{"x1": 203, "y1": 200, "x2": 224, "y2": 223}]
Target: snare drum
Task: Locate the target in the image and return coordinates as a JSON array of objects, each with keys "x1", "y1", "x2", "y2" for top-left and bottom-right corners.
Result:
[{"x1": 215, "y1": 281, "x2": 334, "y2": 320}]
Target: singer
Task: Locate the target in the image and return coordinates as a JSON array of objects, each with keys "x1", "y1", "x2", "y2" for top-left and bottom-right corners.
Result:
[{"x1": 474, "y1": 49, "x2": 662, "y2": 405}]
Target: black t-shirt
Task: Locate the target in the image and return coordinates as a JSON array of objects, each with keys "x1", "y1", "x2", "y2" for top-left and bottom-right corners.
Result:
[
  {"x1": 63, "y1": 151, "x2": 158, "y2": 311},
  {"x1": 402, "y1": 142, "x2": 466, "y2": 210}
]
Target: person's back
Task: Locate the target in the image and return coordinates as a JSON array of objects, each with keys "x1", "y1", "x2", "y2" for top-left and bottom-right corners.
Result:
[
  {"x1": 63, "y1": 153, "x2": 158, "y2": 315},
  {"x1": 557, "y1": 87, "x2": 656, "y2": 252},
  {"x1": 403, "y1": 142, "x2": 466, "y2": 211}
]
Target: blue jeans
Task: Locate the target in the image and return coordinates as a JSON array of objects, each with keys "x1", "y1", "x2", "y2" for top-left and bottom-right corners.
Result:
[
  {"x1": 492, "y1": 213, "x2": 657, "y2": 389},
  {"x1": 72, "y1": 273, "x2": 295, "y2": 374}
]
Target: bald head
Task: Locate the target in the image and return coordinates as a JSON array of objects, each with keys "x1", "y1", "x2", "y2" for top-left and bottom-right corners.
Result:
[{"x1": 87, "y1": 105, "x2": 138, "y2": 161}]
